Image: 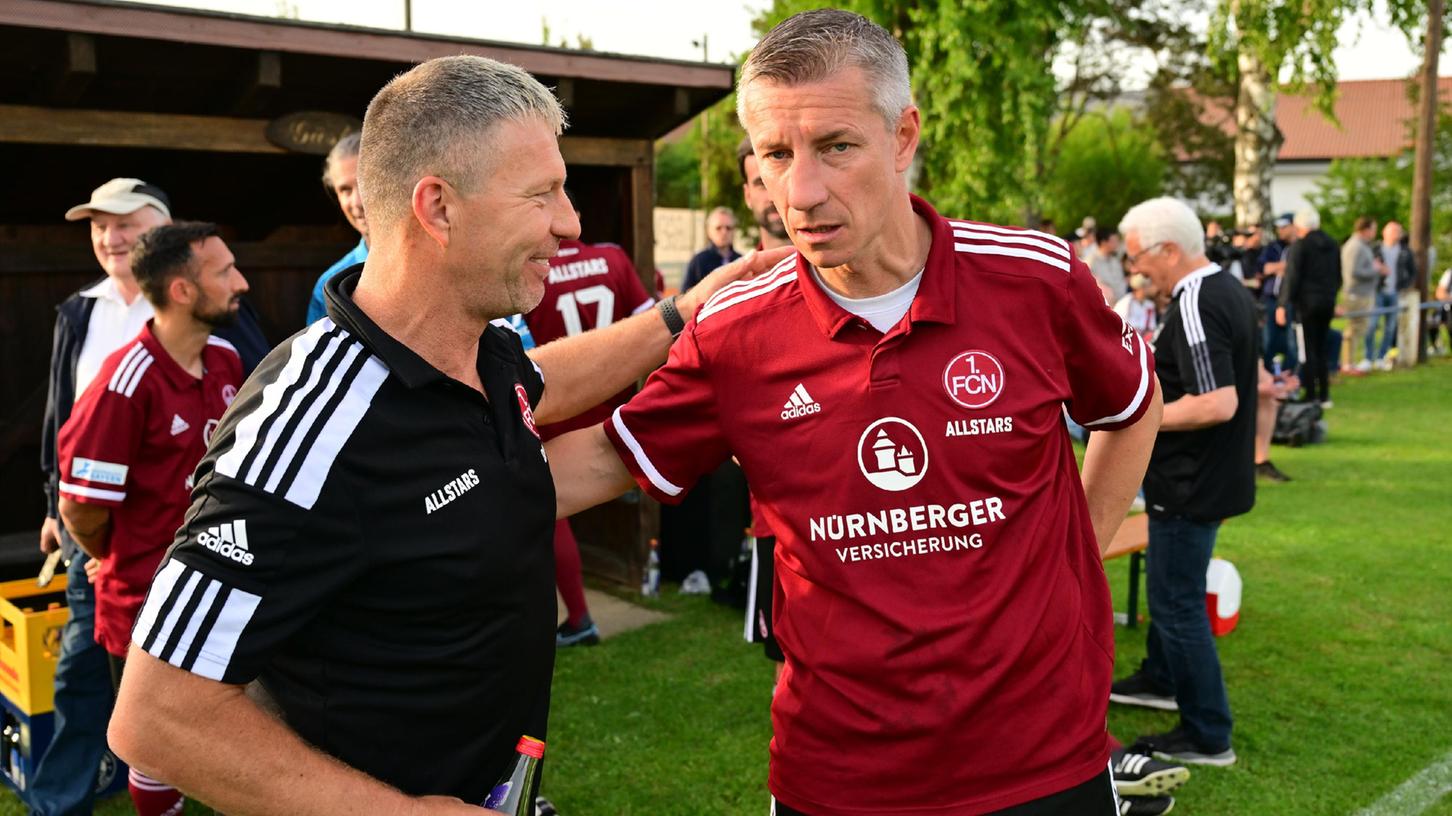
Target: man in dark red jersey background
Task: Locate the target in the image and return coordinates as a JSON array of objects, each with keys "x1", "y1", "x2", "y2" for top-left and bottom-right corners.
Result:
[
  {"x1": 525, "y1": 197, "x2": 655, "y2": 646},
  {"x1": 58, "y1": 221, "x2": 247, "y2": 816},
  {"x1": 548, "y1": 10, "x2": 1163, "y2": 816}
]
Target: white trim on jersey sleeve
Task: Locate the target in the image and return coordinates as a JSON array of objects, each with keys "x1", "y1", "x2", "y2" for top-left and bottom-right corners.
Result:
[
  {"x1": 58, "y1": 481, "x2": 126, "y2": 502},
  {"x1": 631, "y1": 298, "x2": 655, "y2": 315},
  {"x1": 134, "y1": 559, "x2": 264, "y2": 682},
  {"x1": 1082, "y1": 331, "x2": 1152, "y2": 427},
  {"x1": 609, "y1": 405, "x2": 683, "y2": 497}
]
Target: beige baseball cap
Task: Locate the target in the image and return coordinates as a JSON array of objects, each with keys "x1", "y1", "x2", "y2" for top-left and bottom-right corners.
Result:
[{"x1": 64, "y1": 178, "x2": 172, "y2": 221}]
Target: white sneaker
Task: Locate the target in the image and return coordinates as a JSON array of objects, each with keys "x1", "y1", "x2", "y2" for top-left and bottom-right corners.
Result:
[
  {"x1": 1355, "y1": 359, "x2": 1373, "y2": 372},
  {"x1": 1375, "y1": 358, "x2": 1394, "y2": 371},
  {"x1": 1320, "y1": 400, "x2": 1334, "y2": 409}
]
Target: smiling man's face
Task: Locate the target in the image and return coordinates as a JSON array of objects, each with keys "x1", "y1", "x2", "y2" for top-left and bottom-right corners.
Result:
[{"x1": 90, "y1": 206, "x2": 170, "y2": 281}]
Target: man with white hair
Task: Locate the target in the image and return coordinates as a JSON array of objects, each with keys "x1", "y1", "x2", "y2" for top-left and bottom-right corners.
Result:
[
  {"x1": 1276, "y1": 209, "x2": 1341, "y2": 407},
  {"x1": 548, "y1": 10, "x2": 1163, "y2": 814},
  {"x1": 108, "y1": 56, "x2": 783, "y2": 813},
  {"x1": 682, "y1": 206, "x2": 741, "y2": 291},
  {"x1": 1110, "y1": 197, "x2": 1259, "y2": 769}
]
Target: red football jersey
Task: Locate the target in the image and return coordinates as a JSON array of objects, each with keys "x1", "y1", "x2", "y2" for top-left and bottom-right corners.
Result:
[
  {"x1": 59, "y1": 322, "x2": 243, "y2": 656},
  {"x1": 605, "y1": 196, "x2": 1155, "y2": 814},
  {"x1": 525, "y1": 238, "x2": 654, "y2": 439}
]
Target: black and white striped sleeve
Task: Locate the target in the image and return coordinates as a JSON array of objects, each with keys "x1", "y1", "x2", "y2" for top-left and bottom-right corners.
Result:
[
  {"x1": 1172, "y1": 280, "x2": 1235, "y2": 396},
  {"x1": 132, "y1": 320, "x2": 377, "y2": 683}
]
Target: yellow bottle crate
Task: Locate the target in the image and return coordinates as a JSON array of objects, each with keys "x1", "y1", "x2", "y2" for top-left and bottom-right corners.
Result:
[{"x1": 0, "y1": 576, "x2": 69, "y2": 716}]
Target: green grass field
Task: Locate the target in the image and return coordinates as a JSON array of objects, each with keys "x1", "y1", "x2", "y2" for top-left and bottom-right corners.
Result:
[{"x1": 5, "y1": 358, "x2": 1448, "y2": 815}]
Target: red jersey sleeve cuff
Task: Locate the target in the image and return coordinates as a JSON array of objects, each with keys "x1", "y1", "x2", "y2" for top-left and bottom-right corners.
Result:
[
  {"x1": 1077, "y1": 333, "x2": 1158, "y2": 432},
  {"x1": 58, "y1": 480, "x2": 126, "y2": 507},
  {"x1": 603, "y1": 407, "x2": 688, "y2": 505}
]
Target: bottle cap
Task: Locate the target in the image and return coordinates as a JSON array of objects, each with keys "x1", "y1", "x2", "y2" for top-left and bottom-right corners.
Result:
[{"x1": 516, "y1": 736, "x2": 545, "y2": 759}]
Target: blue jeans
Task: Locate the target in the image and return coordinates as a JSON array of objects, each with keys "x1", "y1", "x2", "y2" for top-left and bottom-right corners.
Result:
[
  {"x1": 1140, "y1": 516, "x2": 1233, "y2": 750},
  {"x1": 26, "y1": 549, "x2": 120, "y2": 815},
  {"x1": 1371, "y1": 291, "x2": 1398, "y2": 360},
  {"x1": 1262, "y1": 301, "x2": 1297, "y2": 371}
]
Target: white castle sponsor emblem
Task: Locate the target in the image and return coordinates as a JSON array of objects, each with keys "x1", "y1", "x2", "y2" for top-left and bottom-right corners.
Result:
[
  {"x1": 197, "y1": 520, "x2": 254, "y2": 566},
  {"x1": 780, "y1": 384, "x2": 821, "y2": 420},
  {"x1": 857, "y1": 417, "x2": 929, "y2": 492},
  {"x1": 942, "y1": 350, "x2": 1005, "y2": 409}
]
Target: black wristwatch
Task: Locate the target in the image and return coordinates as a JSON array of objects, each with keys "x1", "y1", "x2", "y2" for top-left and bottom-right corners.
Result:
[{"x1": 657, "y1": 294, "x2": 686, "y2": 338}]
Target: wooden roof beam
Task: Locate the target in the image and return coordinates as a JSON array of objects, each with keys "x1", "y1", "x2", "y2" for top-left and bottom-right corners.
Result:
[{"x1": 0, "y1": 104, "x2": 654, "y2": 167}]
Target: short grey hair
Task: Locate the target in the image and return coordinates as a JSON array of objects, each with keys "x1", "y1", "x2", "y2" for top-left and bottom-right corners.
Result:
[
  {"x1": 321, "y1": 131, "x2": 361, "y2": 194},
  {"x1": 359, "y1": 55, "x2": 567, "y2": 232},
  {"x1": 1294, "y1": 208, "x2": 1321, "y2": 230},
  {"x1": 707, "y1": 206, "x2": 736, "y2": 223},
  {"x1": 1119, "y1": 197, "x2": 1206, "y2": 258},
  {"x1": 737, "y1": 9, "x2": 912, "y2": 131}
]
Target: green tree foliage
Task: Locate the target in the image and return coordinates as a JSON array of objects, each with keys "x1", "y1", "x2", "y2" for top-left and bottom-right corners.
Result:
[
  {"x1": 653, "y1": 95, "x2": 753, "y2": 225},
  {"x1": 1039, "y1": 107, "x2": 1168, "y2": 233},
  {"x1": 748, "y1": 0, "x2": 1110, "y2": 223},
  {"x1": 654, "y1": 137, "x2": 699, "y2": 209}
]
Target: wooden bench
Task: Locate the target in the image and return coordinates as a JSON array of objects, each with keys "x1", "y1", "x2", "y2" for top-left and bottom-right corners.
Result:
[{"x1": 1103, "y1": 513, "x2": 1149, "y2": 628}]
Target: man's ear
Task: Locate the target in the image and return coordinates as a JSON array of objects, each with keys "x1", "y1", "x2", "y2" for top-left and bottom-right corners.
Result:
[
  {"x1": 166, "y1": 274, "x2": 195, "y2": 309},
  {"x1": 412, "y1": 176, "x2": 454, "y2": 249},
  {"x1": 894, "y1": 106, "x2": 921, "y2": 174}
]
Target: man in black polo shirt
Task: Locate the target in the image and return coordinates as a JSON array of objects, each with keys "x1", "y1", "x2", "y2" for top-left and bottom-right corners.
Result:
[
  {"x1": 107, "y1": 56, "x2": 787, "y2": 813},
  {"x1": 1110, "y1": 197, "x2": 1257, "y2": 768}
]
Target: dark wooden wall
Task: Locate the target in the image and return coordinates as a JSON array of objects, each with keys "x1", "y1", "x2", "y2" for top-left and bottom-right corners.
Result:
[{"x1": 0, "y1": 144, "x2": 650, "y2": 587}]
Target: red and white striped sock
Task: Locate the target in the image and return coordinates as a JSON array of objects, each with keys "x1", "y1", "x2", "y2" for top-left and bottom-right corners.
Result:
[{"x1": 128, "y1": 768, "x2": 184, "y2": 816}]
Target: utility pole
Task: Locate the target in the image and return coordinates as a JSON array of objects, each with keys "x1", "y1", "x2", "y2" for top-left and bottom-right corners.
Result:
[
  {"x1": 403, "y1": 0, "x2": 412, "y2": 31},
  {"x1": 1410, "y1": 0, "x2": 1442, "y2": 362},
  {"x1": 691, "y1": 34, "x2": 711, "y2": 215}
]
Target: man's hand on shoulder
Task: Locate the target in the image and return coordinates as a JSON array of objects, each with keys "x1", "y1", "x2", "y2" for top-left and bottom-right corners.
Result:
[{"x1": 676, "y1": 247, "x2": 794, "y2": 321}]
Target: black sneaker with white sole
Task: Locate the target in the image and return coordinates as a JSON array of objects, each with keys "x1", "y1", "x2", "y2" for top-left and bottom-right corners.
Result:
[
  {"x1": 1109, "y1": 671, "x2": 1179, "y2": 711},
  {"x1": 555, "y1": 617, "x2": 600, "y2": 647},
  {"x1": 1120, "y1": 795, "x2": 1175, "y2": 815},
  {"x1": 1132, "y1": 726, "x2": 1237, "y2": 767},
  {"x1": 1111, "y1": 747, "x2": 1190, "y2": 796}
]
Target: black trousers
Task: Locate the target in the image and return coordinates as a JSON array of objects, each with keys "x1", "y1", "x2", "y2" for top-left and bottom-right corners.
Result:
[
  {"x1": 774, "y1": 767, "x2": 1117, "y2": 816},
  {"x1": 1299, "y1": 303, "x2": 1335, "y2": 402}
]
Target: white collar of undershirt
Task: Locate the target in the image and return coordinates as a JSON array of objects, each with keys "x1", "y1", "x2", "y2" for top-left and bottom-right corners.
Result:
[
  {"x1": 1172, "y1": 262, "x2": 1221, "y2": 298},
  {"x1": 813, "y1": 266, "x2": 925, "y2": 334},
  {"x1": 78, "y1": 275, "x2": 123, "y2": 302},
  {"x1": 78, "y1": 275, "x2": 145, "y2": 308}
]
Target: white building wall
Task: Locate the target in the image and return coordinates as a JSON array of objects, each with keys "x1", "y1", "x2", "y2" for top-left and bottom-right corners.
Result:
[{"x1": 1271, "y1": 161, "x2": 1332, "y2": 216}]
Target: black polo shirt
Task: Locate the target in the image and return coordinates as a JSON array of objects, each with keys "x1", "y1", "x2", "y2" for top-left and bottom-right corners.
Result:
[
  {"x1": 1144, "y1": 264, "x2": 1259, "y2": 522},
  {"x1": 132, "y1": 268, "x2": 556, "y2": 802}
]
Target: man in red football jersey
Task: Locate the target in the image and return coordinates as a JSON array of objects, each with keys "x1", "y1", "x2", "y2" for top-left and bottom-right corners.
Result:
[
  {"x1": 58, "y1": 221, "x2": 247, "y2": 816},
  {"x1": 546, "y1": 10, "x2": 1163, "y2": 815},
  {"x1": 524, "y1": 199, "x2": 655, "y2": 646}
]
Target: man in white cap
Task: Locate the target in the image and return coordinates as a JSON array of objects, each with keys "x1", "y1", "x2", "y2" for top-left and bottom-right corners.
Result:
[{"x1": 32, "y1": 178, "x2": 265, "y2": 815}]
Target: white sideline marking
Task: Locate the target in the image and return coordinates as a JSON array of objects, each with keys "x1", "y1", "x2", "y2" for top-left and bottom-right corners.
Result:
[{"x1": 1353, "y1": 748, "x2": 1452, "y2": 816}]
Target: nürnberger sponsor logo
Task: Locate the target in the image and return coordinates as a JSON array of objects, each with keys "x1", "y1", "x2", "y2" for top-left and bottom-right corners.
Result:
[
  {"x1": 857, "y1": 417, "x2": 929, "y2": 491},
  {"x1": 808, "y1": 497, "x2": 1007, "y2": 564}
]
